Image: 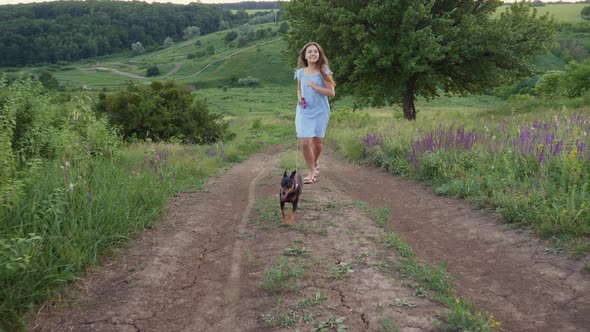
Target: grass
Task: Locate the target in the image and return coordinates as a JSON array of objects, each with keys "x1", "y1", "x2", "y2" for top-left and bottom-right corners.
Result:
[
  {"x1": 27, "y1": 24, "x2": 292, "y2": 91},
  {"x1": 252, "y1": 199, "x2": 283, "y2": 228},
  {"x1": 283, "y1": 246, "x2": 310, "y2": 257},
  {"x1": 260, "y1": 256, "x2": 304, "y2": 293},
  {"x1": 353, "y1": 201, "x2": 391, "y2": 227},
  {"x1": 329, "y1": 262, "x2": 354, "y2": 280},
  {"x1": 0, "y1": 75, "x2": 292, "y2": 329},
  {"x1": 496, "y1": 4, "x2": 589, "y2": 23},
  {"x1": 295, "y1": 290, "x2": 326, "y2": 309},
  {"x1": 380, "y1": 230, "x2": 501, "y2": 331},
  {"x1": 0, "y1": 142, "x2": 226, "y2": 330},
  {"x1": 330, "y1": 95, "x2": 590, "y2": 249}
]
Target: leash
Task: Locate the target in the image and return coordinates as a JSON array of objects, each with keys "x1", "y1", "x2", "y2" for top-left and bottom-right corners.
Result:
[{"x1": 295, "y1": 137, "x2": 300, "y2": 173}]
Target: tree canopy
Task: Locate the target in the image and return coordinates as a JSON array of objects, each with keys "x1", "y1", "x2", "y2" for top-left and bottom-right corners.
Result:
[
  {"x1": 283, "y1": 0, "x2": 557, "y2": 120},
  {"x1": 0, "y1": 1, "x2": 243, "y2": 66}
]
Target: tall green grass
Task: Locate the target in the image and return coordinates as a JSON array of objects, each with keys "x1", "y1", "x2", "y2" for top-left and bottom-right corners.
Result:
[
  {"x1": 329, "y1": 96, "x2": 590, "y2": 250},
  {"x1": 0, "y1": 85, "x2": 293, "y2": 330}
]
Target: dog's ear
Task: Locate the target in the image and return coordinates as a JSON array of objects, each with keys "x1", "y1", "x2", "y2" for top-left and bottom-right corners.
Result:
[
  {"x1": 290, "y1": 170, "x2": 297, "y2": 179},
  {"x1": 283, "y1": 170, "x2": 288, "y2": 177}
]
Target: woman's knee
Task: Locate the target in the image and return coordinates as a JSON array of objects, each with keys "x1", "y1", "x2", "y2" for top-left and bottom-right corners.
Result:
[
  {"x1": 300, "y1": 139, "x2": 313, "y2": 149},
  {"x1": 313, "y1": 138, "x2": 323, "y2": 148}
]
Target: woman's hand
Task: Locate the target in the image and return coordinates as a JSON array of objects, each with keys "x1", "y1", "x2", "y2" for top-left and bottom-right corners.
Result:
[
  {"x1": 307, "y1": 81, "x2": 319, "y2": 90},
  {"x1": 307, "y1": 80, "x2": 335, "y2": 97}
]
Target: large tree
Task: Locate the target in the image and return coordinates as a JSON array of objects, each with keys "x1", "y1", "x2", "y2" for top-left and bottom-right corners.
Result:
[{"x1": 283, "y1": 0, "x2": 557, "y2": 120}]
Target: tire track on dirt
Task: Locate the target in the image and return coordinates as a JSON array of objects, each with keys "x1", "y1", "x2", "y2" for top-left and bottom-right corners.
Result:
[
  {"x1": 215, "y1": 153, "x2": 271, "y2": 330},
  {"x1": 81, "y1": 62, "x2": 182, "y2": 80}
]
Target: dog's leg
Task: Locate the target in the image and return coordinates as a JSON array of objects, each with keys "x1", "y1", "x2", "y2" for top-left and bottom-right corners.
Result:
[
  {"x1": 281, "y1": 201, "x2": 287, "y2": 224},
  {"x1": 290, "y1": 201, "x2": 298, "y2": 224}
]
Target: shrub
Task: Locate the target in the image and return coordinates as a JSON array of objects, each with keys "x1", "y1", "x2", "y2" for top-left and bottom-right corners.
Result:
[
  {"x1": 237, "y1": 76, "x2": 259, "y2": 87},
  {"x1": 224, "y1": 30, "x2": 238, "y2": 44},
  {"x1": 278, "y1": 21, "x2": 289, "y2": 34},
  {"x1": 131, "y1": 41, "x2": 145, "y2": 55},
  {"x1": 38, "y1": 70, "x2": 59, "y2": 90},
  {"x1": 146, "y1": 66, "x2": 160, "y2": 77},
  {"x1": 183, "y1": 26, "x2": 200, "y2": 39},
  {"x1": 237, "y1": 23, "x2": 256, "y2": 46},
  {"x1": 95, "y1": 81, "x2": 231, "y2": 143},
  {"x1": 535, "y1": 60, "x2": 590, "y2": 97},
  {"x1": 163, "y1": 37, "x2": 174, "y2": 47}
]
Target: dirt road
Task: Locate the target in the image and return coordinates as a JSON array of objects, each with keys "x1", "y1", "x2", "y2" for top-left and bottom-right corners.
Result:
[{"x1": 33, "y1": 148, "x2": 590, "y2": 331}]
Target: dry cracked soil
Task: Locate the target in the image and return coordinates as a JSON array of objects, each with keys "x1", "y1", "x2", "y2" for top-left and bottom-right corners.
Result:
[{"x1": 33, "y1": 147, "x2": 590, "y2": 332}]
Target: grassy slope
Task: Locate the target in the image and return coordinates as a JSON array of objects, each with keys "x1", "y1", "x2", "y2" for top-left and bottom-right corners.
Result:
[
  {"x1": 9, "y1": 3, "x2": 589, "y2": 89},
  {"x1": 496, "y1": 3, "x2": 588, "y2": 23},
  {"x1": 48, "y1": 23, "x2": 292, "y2": 91}
]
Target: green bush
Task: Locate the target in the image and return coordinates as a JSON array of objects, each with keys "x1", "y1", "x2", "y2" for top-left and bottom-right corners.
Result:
[
  {"x1": 95, "y1": 81, "x2": 231, "y2": 143},
  {"x1": 237, "y1": 76, "x2": 259, "y2": 87},
  {"x1": 224, "y1": 30, "x2": 238, "y2": 44},
  {"x1": 146, "y1": 66, "x2": 160, "y2": 77},
  {"x1": 535, "y1": 60, "x2": 590, "y2": 97}
]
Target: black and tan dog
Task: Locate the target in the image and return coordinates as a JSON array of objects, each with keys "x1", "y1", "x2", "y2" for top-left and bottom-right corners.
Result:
[{"x1": 279, "y1": 170, "x2": 302, "y2": 225}]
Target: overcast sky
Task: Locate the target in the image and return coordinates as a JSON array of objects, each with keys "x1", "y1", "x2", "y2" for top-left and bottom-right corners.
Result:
[
  {"x1": 0, "y1": 0, "x2": 278, "y2": 5},
  {"x1": 0, "y1": 0, "x2": 578, "y2": 6}
]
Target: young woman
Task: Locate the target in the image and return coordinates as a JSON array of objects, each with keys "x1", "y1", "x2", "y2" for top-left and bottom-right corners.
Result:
[{"x1": 294, "y1": 42, "x2": 335, "y2": 184}]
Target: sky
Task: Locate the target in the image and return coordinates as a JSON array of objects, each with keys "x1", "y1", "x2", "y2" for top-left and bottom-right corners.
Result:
[
  {"x1": 0, "y1": 0, "x2": 581, "y2": 5},
  {"x1": 0, "y1": 0, "x2": 278, "y2": 5}
]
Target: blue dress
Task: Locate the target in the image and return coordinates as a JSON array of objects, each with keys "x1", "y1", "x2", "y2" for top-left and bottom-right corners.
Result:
[{"x1": 295, "y1": 67, "x2": 332, "y2": 138}]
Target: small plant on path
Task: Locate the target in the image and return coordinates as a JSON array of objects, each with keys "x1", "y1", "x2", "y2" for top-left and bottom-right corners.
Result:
[{"x1": 314, "y1": 316, "x2": 347, "y2": 332}]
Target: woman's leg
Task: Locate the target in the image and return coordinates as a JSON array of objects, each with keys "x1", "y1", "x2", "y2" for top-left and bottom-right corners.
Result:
[
  {"x1": 300, "y1": 138, "x2": 316, "y2": 181},
  {"x1": 311, "y1": 137, "x2": 323, "y2": 176}
]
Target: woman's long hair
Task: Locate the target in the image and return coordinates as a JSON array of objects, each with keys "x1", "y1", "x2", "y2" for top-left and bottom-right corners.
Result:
[{"x1": 297, "y1": 42, "x2": 335, "y2": 86}]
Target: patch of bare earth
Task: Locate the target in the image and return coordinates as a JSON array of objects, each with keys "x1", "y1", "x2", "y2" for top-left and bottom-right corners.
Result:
[{"x1": 33, "y1": 148, "x2": 589, "y2": 331}]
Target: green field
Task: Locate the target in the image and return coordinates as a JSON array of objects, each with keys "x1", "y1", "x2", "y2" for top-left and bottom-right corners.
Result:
[
  {"x1": 497, "y1": 3, "x2": 588, "y2": 23},
  {"x1": 230, "y1": 9, "x2": 275, "y2": 15}
]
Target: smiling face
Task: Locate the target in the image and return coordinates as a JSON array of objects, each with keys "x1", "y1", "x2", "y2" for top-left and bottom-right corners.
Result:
[{"x1": 304, "y1": 45, "x2": 320, "y2": 65}]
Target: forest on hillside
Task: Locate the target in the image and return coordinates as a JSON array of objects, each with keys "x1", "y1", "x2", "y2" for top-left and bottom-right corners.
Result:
[
  {"x1": 0, "y1": 1, "x2": 268, "y2": 66},
  {"x1": 220, "y1": 1, "x2": 280, "y2": 10}
]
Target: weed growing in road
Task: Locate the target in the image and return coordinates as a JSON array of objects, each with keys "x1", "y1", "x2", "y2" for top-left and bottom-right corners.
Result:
[
  {"x1": 244, "y1": 249, "x2": 254, "y2": 265},
  {"x1": 314, "y1": 316, "x2": 347, "y2": 332},
  {"x1": 379, "y1": 317, "x2": 399, "y2": 332},
  {"x1": 283, "y1": 246, "x2": 310, "y2": 257},
  {"x1": 384, "y1": 233, "x2": 415, "y2": 259},
  {"x1": 381, "y1": 232, "x2": 500, "y2": 331},
  {"x1": 296, "y1": 291, "x2": 326, "y2": 309},
  {"x1": 330, "y1": 262, "x2": 354, "y2": 279},
  {"x1": 258, "y1": 310, "x2": 298, "y2": 328},
  {"x1": 260, "y1": 256, "x2": 303, "y2": 293},
  {"x1": 353, "y1": 201, "x2": 390, "y2": 227},
  {"x1": 437, "y1": 299, "x2": 501, "y2": 331},
  {"x1": 394, "y1": 297, "x2": 417, "y2": 308},
  {"x1": 252, "y1": 199, "x2": 282, "y2": 228}
]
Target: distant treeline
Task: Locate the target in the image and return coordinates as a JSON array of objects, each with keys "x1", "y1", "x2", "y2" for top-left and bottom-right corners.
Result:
[
  {"x1": 220, "y1": 1, "x2": 280, "y2": 10},
  {"x1": 0, "y1": 1, "x2": 250, "y2": 66}
]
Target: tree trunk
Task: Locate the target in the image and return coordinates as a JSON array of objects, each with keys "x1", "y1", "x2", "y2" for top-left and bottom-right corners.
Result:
[{"x1": 402, "y1": 76, "x2": 417, "y2": 120}]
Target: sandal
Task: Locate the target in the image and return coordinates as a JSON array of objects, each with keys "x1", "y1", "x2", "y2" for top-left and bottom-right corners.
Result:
[{"x1": 303, "y1": 176, "x2": 316, "y2": 184}]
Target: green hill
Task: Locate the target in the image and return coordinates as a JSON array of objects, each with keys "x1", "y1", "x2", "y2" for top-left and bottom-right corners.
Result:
[
  {"x1": 31, "y1": 23, "x2": 294, "y2": 91},
  {"x1": 496, "y1": 3, "x2": 588, "y2": 23}
]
